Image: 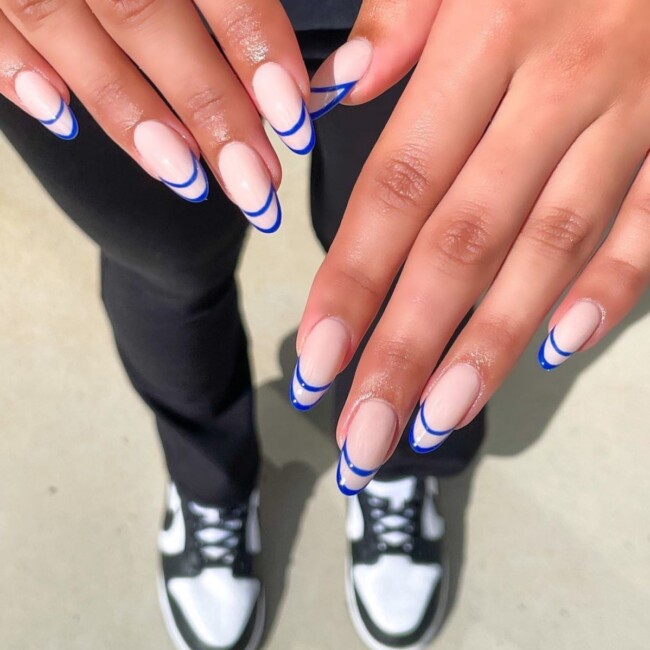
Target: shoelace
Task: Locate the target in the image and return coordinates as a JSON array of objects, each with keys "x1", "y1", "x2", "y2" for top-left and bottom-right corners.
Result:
[
  {"x1": 188, "y1": 501, "x2": 245, "y2": 565},
  {"x1": 366, "y1": 495, "x2": 420, "y2": 554}
]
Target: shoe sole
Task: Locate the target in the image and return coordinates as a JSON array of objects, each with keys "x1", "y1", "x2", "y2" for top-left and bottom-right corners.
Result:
[
  {"x1": 156, "y1": 567, "x2": 266, "y2": 650},
  {"x1": 343, "y1": 551, "x2": 450, "y2": 650}
]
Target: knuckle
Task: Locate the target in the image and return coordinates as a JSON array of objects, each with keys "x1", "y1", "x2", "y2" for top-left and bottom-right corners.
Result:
[
  {"x1": 220, "y1": 1, "x2": 263, "y2": 45},
  {"x1": 373, "y1": 335, "x2": 433, "y2": 378},
  {"x1": 184, "y1": 87, "x2": 229, "y2": 137},
  {"x1": 7, "y1": 0, "x2": 64, "y2": 27},
  {"x1": 331, "y1": 260, "x2": 384, "y2": 305},
  {"x1": 371, "y1": 146, "x2": 432, "y2": 214},
  {"x1": 471, "y1": 313, "x2": 524, "y2": 359},
  {"x1": 602, "y1": 256, "x2": 646, "y2": 293},
  {"x1": 523, "y1": 207, "x2": 592, "y2": 258},
  {"x1": 428, "y1": 206, "x2": 494, "y2": 271},
  {"x1": 98, "y1": 0, "x2": 159, "y2": 26}
]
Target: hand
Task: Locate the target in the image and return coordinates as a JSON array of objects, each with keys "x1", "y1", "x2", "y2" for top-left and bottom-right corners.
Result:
[
  {"x1": 297, "y1": 0, "x2": 650, "y2": 494},
  {"x1": 0, "y1": 0, "x2": 315, "y2": 233}
]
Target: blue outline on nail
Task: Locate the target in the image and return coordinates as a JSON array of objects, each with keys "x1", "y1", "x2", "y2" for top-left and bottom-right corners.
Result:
[
  {"x1": 336, "y1": 440, "x2": 381, "y2": 496},
  {"x1": 39, "y1": 99, "x2": 78, "y2": 141},
  {"x1": 309, "y1": 81, "x2": 357, "y2": 121},
  {"x1": 537, "y1": 328, "x2": 572, "y2": 371},
  {"x1": 289, "y1": 358, "x2": 332, "y2": 411},
  {"x1": 272, "y1": 103, "x2": 316, "y2": 156},
  {"x1": 159, "y1": 155, "x2": 209, "y2": 203},
  {"x1": 241, "y1": 185, "x2": 282, "y2": 234},
  {"x1": 408, "y1": 405, "x2": 453, "y2": 454}
]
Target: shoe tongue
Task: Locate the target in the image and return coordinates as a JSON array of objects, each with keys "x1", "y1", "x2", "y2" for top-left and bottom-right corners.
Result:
[{"x1": 365, "y1": 477, "x2": 417, "y2": 509}]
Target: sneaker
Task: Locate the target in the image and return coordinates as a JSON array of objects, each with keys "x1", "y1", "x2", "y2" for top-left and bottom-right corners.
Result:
[
  {"x1": 345, "y1": 477, "x2": 448, "y2": 650},
  {"x1": 157, "y1": 483, "x2": 265, "y2": 650}
]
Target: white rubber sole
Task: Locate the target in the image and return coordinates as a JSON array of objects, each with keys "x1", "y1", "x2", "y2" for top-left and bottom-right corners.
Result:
[
  {"x1": 156, "y1": 568, "x2": 266, "y2": 650},
  {"x1": 344, "y1": 553, "x2": 450, "y2": 650}
]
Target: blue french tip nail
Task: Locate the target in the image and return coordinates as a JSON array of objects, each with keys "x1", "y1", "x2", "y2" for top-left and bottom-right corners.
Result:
[
  {"x1": 40, "y1": 98, "x2": 78, "y2": 140},
  {"x1": 272, "y1": 103, "x2": 316, "y2": 155},
  {"x1": 408, "y1": 407, "x2": 450, "y2": 454},
  {"x1": 537, "y1": 328, "x2": 571, "y2": 371},
  {"x1": 288, "y1": 358, "x2": 331, "y2": 411},
  {"x1": 242, "y1": 184, "x2": 282, "y2": 234},
  {"x1": 309, "y1": 81, "x2": 357, "y2": 121},
  {"x1": 161, "y1": 155, "x2": 210, "y2": 203},
  {"x1": 336, "y1": 442, "x2": 379, "y2": 496}
]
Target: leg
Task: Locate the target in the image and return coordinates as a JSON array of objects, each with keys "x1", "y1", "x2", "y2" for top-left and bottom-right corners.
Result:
[
  {"x1": 309, "y1": 70, "x2": 486, "y2": 477},
  {"x1": 0, "y1": 95, "x2": 257, "y2": 506}
]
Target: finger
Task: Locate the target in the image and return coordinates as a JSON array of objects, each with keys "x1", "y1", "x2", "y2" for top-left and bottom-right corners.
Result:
[
  {"x1": 291, "y1": 12, "x2": 515, "y2": 410},
  {"x1": 198, "y1": 0, "x2": 315, "y2": 155},
  {"x1": 333, "y1": 78, "x2": 605, "y2": 493},
  {"x1": 2, "y1": 0, "x2": 213, "y2": 203},
  {"x1": 411, "y1": 112, "x2": 648, "y2": 454},
  {"x1": 307, "y1": 0, "x2": 442, "y2": 119},
  {"x1": 0, "y1": 11, "x2": 76, "y2": 139},
  {"x1": 86, "y1": 0, "x2": 283, "y2": 231},
  {"x1": 539, "y1": 157, "x2": 650, "y2": 367}
]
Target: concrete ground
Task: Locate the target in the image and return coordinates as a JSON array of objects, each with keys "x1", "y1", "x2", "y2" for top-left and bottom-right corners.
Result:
[{"x1": 0, "y1": 126, "x2": 648, "y2": 650}]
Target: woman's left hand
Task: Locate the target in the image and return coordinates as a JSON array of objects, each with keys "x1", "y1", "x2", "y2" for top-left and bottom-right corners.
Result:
[{"x1": 296, "y1": 0, "x2": 650, "y2": 494}]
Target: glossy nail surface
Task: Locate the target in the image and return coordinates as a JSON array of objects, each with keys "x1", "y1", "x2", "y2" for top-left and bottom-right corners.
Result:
[
  {"x1": 218, "y1": 142, "x2": 282, "y2": 234},
  {"x1": 290, "y1": 318, "x2": 349, "y2": 411},
  {"x1": 134, "y1": 121, "x2": 208, "y2": 203},
  {"x1": 252, "y1": 62, "x2": 315, "y2": 155},
  {"x1": 14, "y1": 71, "x2": 78, "y2": 140},
  {"x1": 308, "y1": 39, "x2": 373, "y2": 120},
  {"x1": 538, "y1": 301, "x2": 603, "y2": 370},
  {"x1": 410, "y1": 364, "x2": 481, "y2": 454},
  {"x1": 337, "y1": 400, "x2": 397, "y2": 496}
]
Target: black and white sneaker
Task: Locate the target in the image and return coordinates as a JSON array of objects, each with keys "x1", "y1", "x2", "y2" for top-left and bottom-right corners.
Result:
[
  {"x1": 345, "y1": 477, "x2": 448, "y2": 650},
  {"x1": 157, "y1": 483, "x2": 265, "y2": 650}
]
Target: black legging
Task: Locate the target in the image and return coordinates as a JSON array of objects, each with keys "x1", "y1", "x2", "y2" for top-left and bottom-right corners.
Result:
[{"x1": 0, "y1": 57, "x2": 485, "y2": 507}]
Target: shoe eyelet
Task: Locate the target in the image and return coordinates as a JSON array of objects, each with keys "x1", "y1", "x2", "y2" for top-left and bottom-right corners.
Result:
[
  {"x1": 377, "y1": 542, "x2": 387, "y2": 552},
  {"x1": 403, "y1": 542, "x2": 413, "y2": 553}
]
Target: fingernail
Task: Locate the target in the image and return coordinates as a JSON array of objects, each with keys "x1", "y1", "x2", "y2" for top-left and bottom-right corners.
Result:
[
  {"x1": 290, "y1": 318, "x2": 349, "y2": 411},
  {"x1": 308, "y1": 38, "x2": 373, "y2": 120},
  {"x1": 252, "y1": 62, "x2": 315, "y2": 155},
  {"x1": 14, "y1": 71, "x2": 78, "y2": 140},
  {"x1": 134, "y1": 121, "x2": 209, "y2": 203},
  {"x1": 410, "y1": 364, "x2": 482, "y2": 454},
  {"x1": 538, "y1": 301, "x2": 603, "y2": 371},
  {"x1": 218, "y1": 142, "x2": 282, "y2": 234},
  {"x1": 337, "y1": 400, "x2": 397, "y2": 496}
]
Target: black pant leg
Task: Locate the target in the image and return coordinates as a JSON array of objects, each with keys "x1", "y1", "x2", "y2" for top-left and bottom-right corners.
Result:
[
  {"x1": 308, "y1": 74, "x2": 486, "y2": 477},
  {"x1": 0, "y1": 96, "x2": 258, "y2": 506}
]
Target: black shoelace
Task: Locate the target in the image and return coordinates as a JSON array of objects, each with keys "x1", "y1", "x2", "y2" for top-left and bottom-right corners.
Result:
[
  {"x1": 188, "y1": 501, "x2": 246, "y2": 566},
  {"x1": 366, "y1": 494, "x2": 421, "y2": 554}
]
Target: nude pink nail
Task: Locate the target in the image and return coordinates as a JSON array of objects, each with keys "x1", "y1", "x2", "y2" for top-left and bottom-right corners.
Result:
[
  {"x1": 290, "y1": 318, "x2": 349, "y2": 410},
  {"x1": 337, "y1": 400, "x2": 397, "y2": 496},
  {"x1": 410, "y1": 364, "x2": 482, "y2": 453},
  {"x1": 252, "y1": 62, "x2": 315, "y2": 155},
  {"x1": 14, "y1": 71, "x2": 78, "y2": 140},
  {"x1": 218, "y1": 142, "x2": 281, "y2": 234},
  {"x1": 308, "y1": 38, "x2": 373, "y2": 120},
  {"x1": 538, "y1": 301, "x2": 603, "y2": 370},
  {"x1": 134, "y1": 121, "x2": 208, "y2": 203}
]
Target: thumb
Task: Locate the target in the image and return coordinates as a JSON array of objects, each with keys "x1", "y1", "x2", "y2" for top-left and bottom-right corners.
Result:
[{"x1": 308, "y1": 0, "x2": 442, "y2": 120}]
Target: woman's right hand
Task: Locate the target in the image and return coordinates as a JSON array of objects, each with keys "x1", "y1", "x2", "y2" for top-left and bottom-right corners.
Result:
[{"x1": 0, "y1": 0, "x2": 315, "y2": 234}]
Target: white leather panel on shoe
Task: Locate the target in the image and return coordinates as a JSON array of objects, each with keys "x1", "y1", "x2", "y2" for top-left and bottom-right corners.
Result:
[
  {"x1": 353, "y1": 555, "x2": 442, "y2": 636},
  {"x1": 169, "y1": 568, "x2": 260, "y2": 648}
]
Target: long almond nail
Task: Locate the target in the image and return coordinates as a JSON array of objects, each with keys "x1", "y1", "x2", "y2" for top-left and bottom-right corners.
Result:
[
  {"x1": 14, "y1": 71, "x2": 78, "y2": 140},
  {"x1": 253, "y1": 62, "x2": 315, "y2": 155},
  {"x1": 538, "y1": 301, "x2": 603, "y2": 371},
  {"x1": 290, "y1": 318, "x2": 349, "y2": 411},
  {"x1": 134, "y1": 121, "x2": 208, "y2": 203},
  {"x1": 218, "y1": 142, "x2": 281, "y2": 234},
  {"x1": 308, "y1": 39, "x2": 373, "y2": 120},
  {"x1": 337, "y1": 400, "x2": 397, "y2": 496},
  {"x1": 410, "y1": 364, "x2": 482, "y2": 454}
]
